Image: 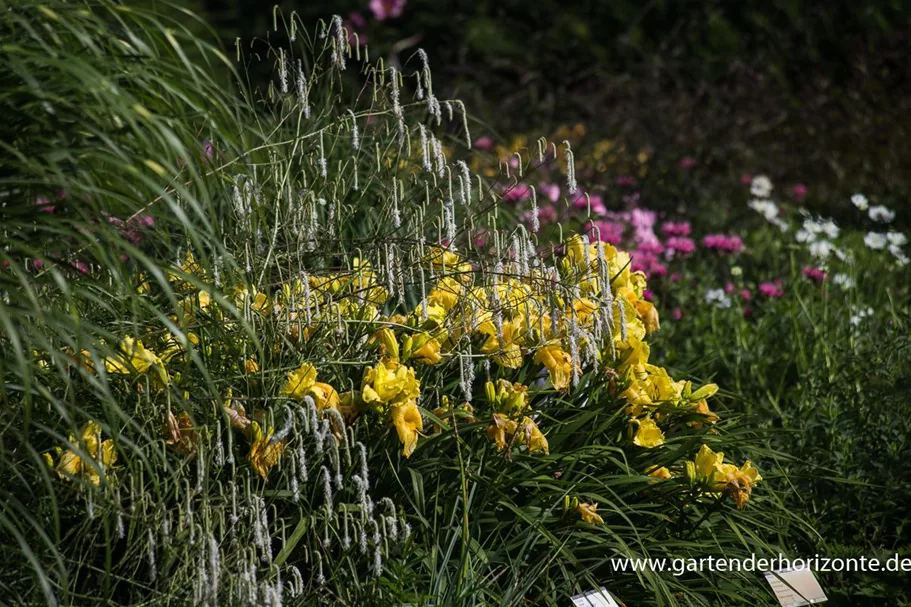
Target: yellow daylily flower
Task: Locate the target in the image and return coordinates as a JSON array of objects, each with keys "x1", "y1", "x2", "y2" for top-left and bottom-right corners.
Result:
[
  {"x1": 646, "y1": 465, "x2": 673, "y2": 481},
  {"x1": 164, "y1": 411, "x2": 198, "y2": 458},
  {"x1": 575, "y1": 502, "x2": 604, "y2": 526},
  {"x1": 338, "y1": 390, "x2": 365, "y2": 422},
  {"x1": 46, "y1": 421, "x2": 117, "y2": 486},
  {"x1": 518, "y1": 417, "x2": 549, "y2": 455},
  {"x1": 372, "y1": 328, "x2": 400, "y2": 362},
  {"x1": 485, "y1": 379, "x2": 529, "y2": 417},
  {"x1": 412, "y1": 302, "x2": 448, "y2": 327},
  {"x1": 235, "y1": 286, "x2": 271, "y2": 314},
  {"x1": 248, "y1": 421, "x2": 283, "y2": 480},
  {"x1": 223, "y1": 396, "x2": 251, "y2": 431},
  {"x1": 427, "y1": 277, "x2": 463, "y2": 312},
  {"x1": 486, "y1": 413, "x2": 517, "y2": 451},
  {"x1": 424, "y1": 246, "x2": 471, "y2": 275},
  {"x1": 689, "y1": 398, "x2": 720, "y2": 428},
  {"x1": 478, "y1": 314, "x2": 528, "y2": 369},
  {"x1": 693, "y1": 444, "x2": 724, "y2": 484},
  {"x1": 310, "y1": 382, "x2": 341, "y2": 412},
  {"x1": 104, "y1": 336, "x2": 168, "y2": 386},
  {"x1": 390, "y1": 400, "x2": 424, "y2": 457},
  {"x1": 361, "y1": 359, "x2": 420, "y2": 406},
  {"x1": 533, "y1": 342, "x2": 573, "y2": 391},
  {"x1": 632, "y1": 417, "x2": 664, "y2": 448},
  {"x1": 281, "y1": 363, "x2": 318, "y2": 399},
  {"x1": 403, "y1": 332, "x2": 443, "y2": 365},
  {"x1": 717, "y1": 461, "x2": 763, "y2": 509},
  {"x1": 633, "y1": 299, "x2": 660, "y2": 334},
  {"x1": 104, "y1": 336, "x2": 161, "y2": 374}
]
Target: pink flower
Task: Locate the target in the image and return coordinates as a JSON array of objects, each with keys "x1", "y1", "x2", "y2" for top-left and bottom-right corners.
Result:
[
  {"x1": 759, "y1": 280, "x2": 784, "y2": 298},
  {"x1": 791, "y1": 183, "x2": 808, "y2": 199},
  {"x1": 502, "y1": 183, "x2": 531, "y2": 201},
  {"x1": 702, "y1": 234, "x2": 744, "y2": 254},
  {"x1": 678, "y1": 156, "x2": 697, "y2": 169},
  {"x1": 369, "y1": 0, "x2": 406, "y2": 20},
  {"x1": 740, "y1": 174, "x2": 753, "y2": 185},
  {"x1": 739, "y1": 288, "x2": 752, "y2": 301},
  {"x1": 670, "y1": 272, "x2": 683, "y2": 283},
  {"x1": 32, "y1": 259, "x2": 43, "y2": 270},
  {"x1": 36, "y1": 196, "x2": 55, "y2": 213},
  {"x1": 346, "y1": 12, "x2": 368, "y2": 45},
  {"x1": 643, "y1": 289, "x2": 654, "y2": 301},
  {"x1": 537, "y1": 206, "x2": 558, "y2": 225},
  {"x1": 473, "y1": 136, "x2": 493, "y2": 150},
  {"x1": 661, "y1": 221, "x2": 691, "y2": 237},
  {"x1": 673, "y1": 308, "x2": 683, "y2": 320},
  {"x1": 724, "y1": 282, "x2": 736, "y2": 295},
  {"x1": 665, "y1": 237, "x2": 695, "y2": 255},
  {"x1": 802, "y1": 266, "x2": 827, "y2": 282},
  {"x1": 73, "y1": 260, "x2": 89, "y2": 274},
  {"x1": 539, "y1": 182, "x2": 560, "y2": 202},
  {"x1": 587, "y1": 220, "x2": 624, "y2": 245},
  {"x1": 631, "y1": 251, "x2": 666, "y2": 276},
  {"x1": 615, "y1": 175, "x2": 636, "y2": 187}
]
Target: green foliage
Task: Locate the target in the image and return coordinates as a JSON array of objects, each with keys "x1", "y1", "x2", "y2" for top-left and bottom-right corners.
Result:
[
  {"x1": 0, "y1": 2, "x2": 804, "y2": 607},
  {"x1": 652, "y1": 211, "x2": 911, "y2": 604}
]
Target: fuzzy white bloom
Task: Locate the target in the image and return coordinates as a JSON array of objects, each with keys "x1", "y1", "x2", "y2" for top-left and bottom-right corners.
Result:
[
  {"x1": 330, "y1": 15, "x2": 346, "y2": 70},
  {"x1": 748, "y1": 199, "x2": 779, "y2": 221},
  {"x1": 890, "y1": 245, "x2": 910, "y2": 265},
  {"x1": 750, "y1": 175, "x2": 773, "y2": 198},
  {"x1": 886, "y1": 232, "x2": 908, "y2": 246},
  {"x1": 795, "y1": 228, "x2": 813, "y2": 244},
  {"x1": 820, "y1": 220, "x2": 839, "y2": 239},
  {"x1": 278, "y1": 48, "x2": 288, "y2": 94},
  {"x1": 808, "y1": 240, "x2": 835, "y2": 259},
  {"x1": 832, "y1": 273, "x2": 855, "y2": 290},
  {"x1": 864, "y1": 232, "x2": 888, "y2": 250},
  {"x1": 147, "y1": 530, "x2": 157, "y2": 581},
  {"x1": 850, "y1": 306, "x2": 874, "y2": 326},
  {"x1": 868, "y1": 205, "x2": 895, "y2": 223},
  {"x1": 851, "y1": 193, "x2": 869, "y2": 211},
  {"x1": 771, "y1": 217, "x2": 790, "y2": 232},
  {"x1": 704, "y1": 288, "x2": 732, "y2": 309}
]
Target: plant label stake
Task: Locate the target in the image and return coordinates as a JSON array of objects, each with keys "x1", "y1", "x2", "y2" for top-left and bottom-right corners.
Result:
[
  {"x1": 571, "y1": 587, "x2": 620, "y2": 607},
  {"x1": 763, "y1": 568, "x2": 828, "y2": 606}
]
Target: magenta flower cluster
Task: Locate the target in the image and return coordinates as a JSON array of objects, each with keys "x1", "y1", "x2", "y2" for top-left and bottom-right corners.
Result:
[{"x1": 702, "y1": 234, "x2": 744, "y2": 254}]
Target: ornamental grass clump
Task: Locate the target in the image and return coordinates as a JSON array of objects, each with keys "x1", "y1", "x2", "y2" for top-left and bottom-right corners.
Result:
[{"x1": 0, "y1": 3, "x2": 804, "y2": 605}]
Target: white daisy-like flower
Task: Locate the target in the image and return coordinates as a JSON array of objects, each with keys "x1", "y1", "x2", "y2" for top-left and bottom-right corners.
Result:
[
  {"x1": 771, "y1": 217, "x2": 790, "y2": 232},
  {"x1": 704, "y1": 288, "x2": 732, "y2": 309},
  {"x1": 820, "y1": 220, "x2": 839, "y2": 239},
  {"x1": 809, "y1": 240, "x2": 835, "y2": 259},
  {"x1": 868, "y1": 205, "x2": 895, "y2": 223},
  {"x1": 890, "y1": 245, "x2": 910, "y2": 265},
  {"x1": 795, "y1": 228, "x2": 813, "y2": 243},
  {"x1": 832, "y1": 273, "x2": 855, "y2": 290},
  {"x1": 750, "y1": 175, "x2": 773, "y2": 198},
  {"x1": 851, "y1": 193, "x2": 869, "y2": 211},
  {"x1": 748, "y1": 199, "x2": 779, "y2": 221},
  {"x1": 886, "y1": 232, "x2": 907, "y2": 246},
  {"x1": 850, "y1": 306, "x2": 873, "y2": 326},
  {"x1": 864, "y1": 232, "x2": 887, "y2": 250}
]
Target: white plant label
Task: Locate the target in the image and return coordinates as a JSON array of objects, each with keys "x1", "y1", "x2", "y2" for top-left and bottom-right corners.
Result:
[
  {"x1": 763, "y1": 568, "x2": 828, "y2": 606},
  {"x1": 571, "y1": 587, "x2": 620, "y2": 607}
]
